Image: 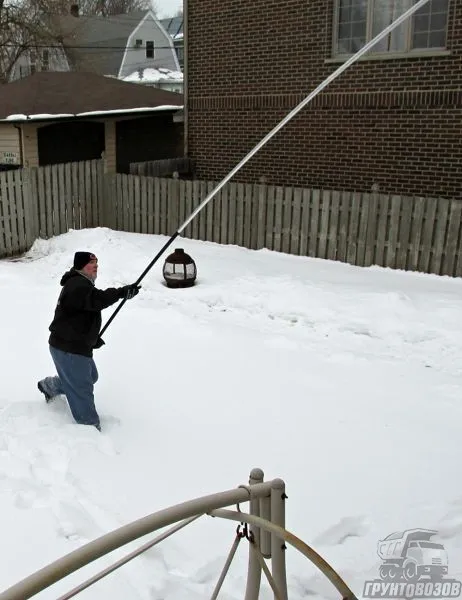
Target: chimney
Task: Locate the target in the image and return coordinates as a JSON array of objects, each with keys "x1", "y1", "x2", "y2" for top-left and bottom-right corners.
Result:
[{"x1": 70, "y1": 4, "x2": 79, "y2": 16}]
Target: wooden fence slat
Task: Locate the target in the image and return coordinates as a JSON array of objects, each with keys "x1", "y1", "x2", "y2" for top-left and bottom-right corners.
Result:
[
  {"x1": 58, "y1": 163, "x2": 66, "y2": 232},
  {"x1": 442, "y1": 201, "x2": 462, "y2": 276},
  {"x1": 14, "y1": 170, "x2": 26, "y2": 252},
  {"x1": 336, "y1": 191, "x2": 350, "y2": 263},
  {"x1": 22, "y1": 169, "x2": 35, "y2": 249},
  {"x1": 64, "y1": 162, "x2": 72, "y2": 230},
  {"x1": 72, "y1": 161, "x2": 80, "y2": 229},
  {"x1": 299, "y1": 188, "x2": 311, "y2": 256},
  {"x1": 220, "y1": 185, "x2": 229, "y2": 245},
  {"x1": 282, "y1": 186, "x2": 292, "y2": 255},
  {"x1": 134, "y1": 175, "x2": 141, "y2": 233},
  {"x1": 206, "y1": 180, "x2": 215, "y2": 242},
  {"x1": 7, "y1": 171, "x2": 19, "y2": 252},
  {"x1": 346, "y1": 192, "x2": 361, "y2": 265},
  {"x1": 191, "y1": 180, "x2": 200, "y2": 240},
  {"x1": 183, "y1": 180, "x2": 192, "y2": 239},
  {"x1": 78, "y1": 161, "x2": 86, "y2": 229},
  {"x1": 213, "y1": 184, "x2": 222, "y2": 244},
  {"x1": 327, "y1": 190, "x2": 340, "y2": 261},
  {"x1": 0, "y1": 174, "x2": 12, "y2": 255},
  {"x1": 396, "y1": 195, "x2": 413, "y2": 271},
  {"x1": 84, "y1": 161, "x2": 92, "y2": 229},
  {"x1": 256, "y1": 184, "x2": 266, "y2": 250},
  {"x1": 93, "y1": 161, "x2": 101, "y2": 227},
  {"x1": 235, "y1": 183, "x2": 245, "y2": 247},
  {"x1": 178, "y1": 180, "x2": 186, "y2": 232},
  {"x1": 121, "y1": 174, "x2": 129, "y2": 231},
  {"x1": 290, "y1": 187, "x2": 301, "y2": 255},
  {"x1": 273, "y1": 186, "x2": 284, "y2": 252},
  {"x1": 140, "y1": 176, "x2": 147, "y2": 234},
  {"x1": 264, "y1": 185, "x2": 274, "y2": 251},
  {"x1": 317, "y1": 190, "x2": 331, "y2": 260},
  {"x1": 146, "y1": 177, "x2": 154, "y2": 235},
  {"x1": 417, "y1": 197, "x2": 436, "y2": 273},
  {"x1": 375, "y1": 194, "x2": 389, "y2": 267},
  {"x1": 386, "y1": 195, "x2": 402, "y2": 269},
  {"x1": 128, "y1": 174, "x2": 135, "y2": 232},
  {"x1": 356, "y1": 192, "x2": 370, "y2": 267},
  {"x1": 407, "y1": 196, "x2": 425, "y2": 272},
  {"x1": 243, "y1": 183, "x2": 253, "y2": 249},
  {"x1": 152, "y1": 178, "x2": 159, "y2": 234},
  {"x1": 51, "y1": 164, "x2": 60, "y2": 235},
  {"x1": 364, "y1": 191, "x2": 378, "y2": 267},
  {"x1": 430, "y1": 198, "x2": 450, "y2": 276},
  {"x1": 308, "y1": 189, "x2": 321, "y2": 258}
]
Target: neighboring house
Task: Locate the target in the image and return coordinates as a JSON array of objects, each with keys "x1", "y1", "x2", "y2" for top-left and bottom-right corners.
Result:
[
  {"x1": 185, "y1": 0, "x2": 461, "y2": 200},
  {"x1": 0, "y1": 71, "x2": 183, "y2": 173},
  {"x1": 123, "y1": 67, "x2": 183, "y2": 93},
  {"x1": 160, "y1": 16, "x2": 184, "y2": 71},
  {"x1": 10, "y1": 7, "x2": 180, "y2": 82}
]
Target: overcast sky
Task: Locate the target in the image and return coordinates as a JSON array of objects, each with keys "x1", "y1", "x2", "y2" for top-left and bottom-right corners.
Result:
[{"x1": 154, "y1": 0, "x2": 182, "y2": 17}]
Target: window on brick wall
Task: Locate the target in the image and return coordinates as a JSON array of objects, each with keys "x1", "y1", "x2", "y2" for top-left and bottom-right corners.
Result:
[{"x1": 333, "y1": 0, "x2": 449, "y2": 56}]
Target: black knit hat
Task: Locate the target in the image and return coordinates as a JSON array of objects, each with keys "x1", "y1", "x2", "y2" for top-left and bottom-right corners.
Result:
[{"x1": 73, "y1": 252, "x2": 97, "y2": 270}]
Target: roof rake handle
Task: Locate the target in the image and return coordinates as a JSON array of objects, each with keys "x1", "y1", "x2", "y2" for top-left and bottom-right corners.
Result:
[{"x1": 99, "y1": 0, "x2": 430, "y2": 340}]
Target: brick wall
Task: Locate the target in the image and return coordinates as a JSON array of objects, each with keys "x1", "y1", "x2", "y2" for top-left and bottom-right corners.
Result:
[{"x1": 186, "y1": 0, "x2": 462, "y2": 198}]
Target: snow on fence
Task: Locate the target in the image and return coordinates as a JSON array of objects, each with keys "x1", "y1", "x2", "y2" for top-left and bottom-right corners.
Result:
[{"x1": 1, "y1": 158, "x2": 462, "y2": 278}]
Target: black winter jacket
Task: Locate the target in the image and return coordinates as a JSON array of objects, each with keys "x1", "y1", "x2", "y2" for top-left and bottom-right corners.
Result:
[{"x1": 48, "y1": 269, "x2": 123, "y2": 357}]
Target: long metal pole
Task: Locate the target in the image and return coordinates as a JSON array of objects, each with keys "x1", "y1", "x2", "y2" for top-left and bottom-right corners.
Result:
[{"x1": 100, "y1": 0, "x2": 430, "y2": 338}]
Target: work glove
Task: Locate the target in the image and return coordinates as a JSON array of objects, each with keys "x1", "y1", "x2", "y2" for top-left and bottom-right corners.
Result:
[
  {"x1": 120, "y1": 283, "x2": 141, "y2": 300},
  {"x1": 93, "y1": 337, "x2": 105, "y2": 349}
]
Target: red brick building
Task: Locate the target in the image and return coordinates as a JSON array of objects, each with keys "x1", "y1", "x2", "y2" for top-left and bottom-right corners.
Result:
[{"x1": 185, "y1": 0, "x2": 461, "y2": 199}]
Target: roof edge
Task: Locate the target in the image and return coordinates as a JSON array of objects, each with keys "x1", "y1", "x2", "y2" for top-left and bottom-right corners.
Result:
[{"x1": 0, "y1": 105, "x2": 184, "y2": 123}]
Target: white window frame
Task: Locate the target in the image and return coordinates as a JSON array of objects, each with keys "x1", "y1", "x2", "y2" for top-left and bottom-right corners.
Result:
[{"x1": 332, "y1": 0, "x2": 450, "y2": 59}]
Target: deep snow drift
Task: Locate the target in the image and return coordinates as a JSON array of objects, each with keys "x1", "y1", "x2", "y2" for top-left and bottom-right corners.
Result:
[{"x1": 1, "y1": 227, "x2": 462, "y2": 599}]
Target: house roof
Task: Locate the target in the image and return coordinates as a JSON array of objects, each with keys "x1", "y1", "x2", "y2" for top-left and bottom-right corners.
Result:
[
  {"x1": 53, "y1": 11, "x2": 151, "y2": 76},
  {"x1": 0, "y1": 71, "x2": 183, "y2": 121},
  {"x1": 160, "y1": 16, "x2": 183, "y2": 38}
]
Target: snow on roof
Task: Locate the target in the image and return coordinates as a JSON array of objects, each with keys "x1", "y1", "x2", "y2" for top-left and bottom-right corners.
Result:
[
  {"x1": 123, "y1": 68, "x2": 184, "y2": 84},
  {"x1": 3, "y1": 106, "x2": 183, "y2": 122}
]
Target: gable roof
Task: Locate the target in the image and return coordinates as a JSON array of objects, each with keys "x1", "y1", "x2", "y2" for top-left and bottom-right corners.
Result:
[
  {"x1": 53, "y1": 11, "x2": 152, "y2": 76},
  {"x1": 160, "y1": 16, "x2": 183, "y2": 39},
  {"x1": 0, "y1": 71, "x2": 183, "y2": 121}
]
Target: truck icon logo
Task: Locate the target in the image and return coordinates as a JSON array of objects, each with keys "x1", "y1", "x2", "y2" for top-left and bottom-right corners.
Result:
[{"x1": 363, "y1": 529, "x2": 461, "y2": 598}]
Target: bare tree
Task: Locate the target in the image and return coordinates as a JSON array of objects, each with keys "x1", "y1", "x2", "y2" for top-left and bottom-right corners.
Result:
[{"x1": 0, "y1": 0, "x2": 62, "y2": 82}]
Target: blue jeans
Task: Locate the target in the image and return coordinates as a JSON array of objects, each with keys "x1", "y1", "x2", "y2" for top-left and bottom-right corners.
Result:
[{"x1": 40, "y1": 345, "x2": 100, "y2": 428}]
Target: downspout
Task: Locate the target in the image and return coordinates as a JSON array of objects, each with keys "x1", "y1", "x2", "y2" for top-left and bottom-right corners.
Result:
[{"x1": 183, "y1": 0, "x2": 188, "y2": 157}]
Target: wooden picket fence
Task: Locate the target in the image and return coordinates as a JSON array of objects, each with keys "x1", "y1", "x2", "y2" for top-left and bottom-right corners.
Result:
[{"x1": 1, "y1": 158, "x2": 462, "y2": 277}]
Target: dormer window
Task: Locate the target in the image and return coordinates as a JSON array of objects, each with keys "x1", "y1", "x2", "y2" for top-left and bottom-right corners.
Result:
[{"x1": 146, "y1": 41, "x2": 154, "y2": 59}]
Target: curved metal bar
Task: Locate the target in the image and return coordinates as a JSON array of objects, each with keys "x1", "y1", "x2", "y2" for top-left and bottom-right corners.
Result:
[
  {"x1": 0, "y1": 481, "x2": 275, "y2": 600},
  {"x1": 209, "y1": 509, "x2": 358, "y2": 600},
  {"x1": 56, "y1": 515, "x2": 201, "y2": 600}
]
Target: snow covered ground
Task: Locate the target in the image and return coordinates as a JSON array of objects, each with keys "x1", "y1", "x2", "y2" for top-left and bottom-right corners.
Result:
[{"x1": 1, "y1": 226, "x2": 462, "y2": 599}]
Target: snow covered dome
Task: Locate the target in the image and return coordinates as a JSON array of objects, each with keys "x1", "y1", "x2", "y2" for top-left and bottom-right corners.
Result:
[{"x1": 163, "y1": 248, "x2": 197, "y2": 288}]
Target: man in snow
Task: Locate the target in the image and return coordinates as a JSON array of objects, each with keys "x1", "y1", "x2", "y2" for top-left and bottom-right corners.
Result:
[{"x1": 37, "y1": 251, "x2": 140, "y2": 431}]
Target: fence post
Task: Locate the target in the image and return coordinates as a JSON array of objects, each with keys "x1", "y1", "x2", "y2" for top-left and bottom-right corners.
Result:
[
  {"x1": 244, "y1": 468, "x2": 263, "y2": 600},
  {"x1": 271, "y1": 478, "x2": 288, "y2": 600}
]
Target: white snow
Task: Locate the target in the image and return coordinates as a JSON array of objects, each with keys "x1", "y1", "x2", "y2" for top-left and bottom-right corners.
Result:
[
  {"x1": 1, "y1": 226, "x2": 462, "y2": 599},
  {"x1": 4, "y1": 107, "x2": 183, "y2": 122},
  {"x1": 123, "y1": 68, "x2": 184, "y2": 84}
]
